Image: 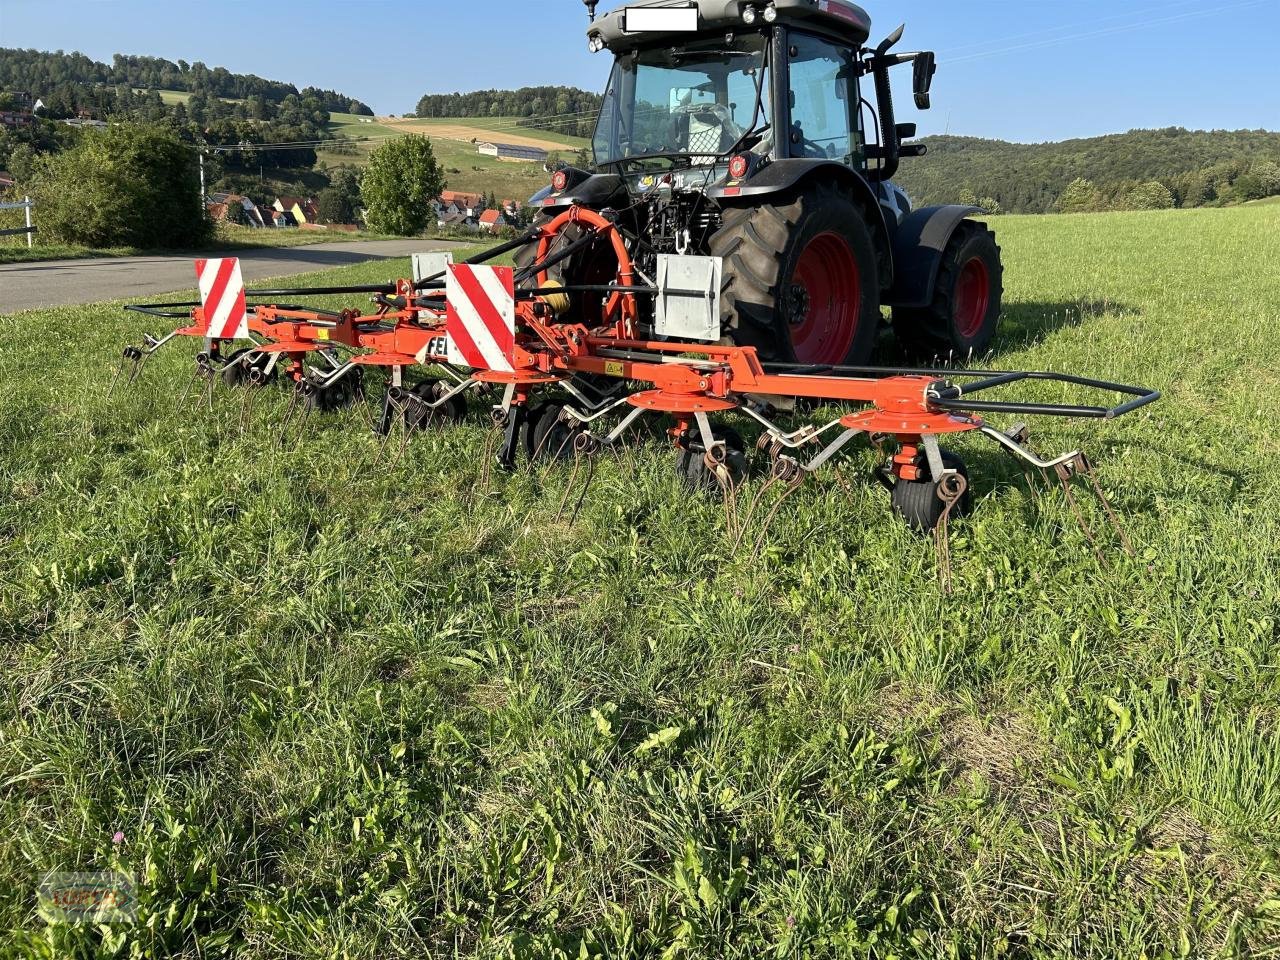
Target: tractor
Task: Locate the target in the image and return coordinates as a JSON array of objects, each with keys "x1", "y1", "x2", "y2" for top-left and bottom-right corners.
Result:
[{"x1": 523, "y1": 0, "x2": 1003, "y2": 367}]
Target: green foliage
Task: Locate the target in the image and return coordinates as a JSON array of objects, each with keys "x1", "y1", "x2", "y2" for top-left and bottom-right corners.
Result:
[
  {"x1": 978, "y1": 196, "x2": 1002, "y2": 215},
  {"x1": 360, "y1": 136, "x2": 446, "y2": 236},
  {"x1": 3, "y1": 207, "x2": 1280, "y2": 956},
  {"x1": 29, "y1": 123, "x2": 210, "y2": 248},
  {"x1": 315, "y1": 167, "x2": 362, "y2": 225},
  {"x1": 897, "y1": 128, "x2": 1280, "y2": 213},
  {"x1": 1120, "y1": 180, "x2": 1175, "y2": 211},
  {"x1": 1058, "y1": 178, "x2": 1104, "y2": 214}
]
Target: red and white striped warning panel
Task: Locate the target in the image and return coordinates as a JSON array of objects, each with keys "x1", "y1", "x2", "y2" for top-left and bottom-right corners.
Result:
[
  {"x1": 194, "y1": 258, "x2": 249, "y2": 340},
  {"x1": 445, "y1": 265, "x2": 515, "y2": 372}
]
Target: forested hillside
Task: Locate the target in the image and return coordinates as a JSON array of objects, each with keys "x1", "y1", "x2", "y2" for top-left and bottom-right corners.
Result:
[
  {"x1": 895, "y1": 128, "x2": 1280, "y2": 213},
  {"x1": 0, "y1": 49, "x2": 373, "y2": 117},
  {"x1": 415, "y1": 86, "x2": 602, "y2": 140}
]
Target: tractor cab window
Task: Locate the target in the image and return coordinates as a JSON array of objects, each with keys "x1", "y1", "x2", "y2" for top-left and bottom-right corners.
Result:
[
  {"x1": 787, "y1": 34, "x2": 858, "y2": 165},
  {"x1": 593, "y1": 35, "x2": 769, "y2": 168}
]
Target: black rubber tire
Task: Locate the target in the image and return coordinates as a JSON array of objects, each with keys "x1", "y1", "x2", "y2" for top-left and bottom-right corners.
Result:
[
  {"x1": 302, "y1": 367, "x2": 362, "y2": 413},
  {"x1": 514, "y1": 214, "x2": 615, "y2": 327},
  {"x1": 528, "y1": 401, "x2": 579, "y2": 463},
  {"x1": 893, "y1": 221, "x2": 1003, "y2": 360},
  {"x1": 707, "y1": 182, "x2": 881, "y2": 365},
  {"x1": 890, "y1": 450, "x2": 973, "y2": 534},
  {"x1": 221, "y1": 348, "x2": 272, "y2": 388},
  {"x1": 513, "y1": 212, "x2": 556, "y2": 278},
  {"x1": 677, "y1": 427, "x2": 748, "y2": 493},
  {"x1": 405, "y1": 380, "x2": 466, "y2": 430}
]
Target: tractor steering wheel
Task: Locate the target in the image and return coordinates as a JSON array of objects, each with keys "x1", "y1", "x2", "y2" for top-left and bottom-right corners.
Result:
[{"x1": 797, "y1": 134, "x2": 833, "y2": 160}]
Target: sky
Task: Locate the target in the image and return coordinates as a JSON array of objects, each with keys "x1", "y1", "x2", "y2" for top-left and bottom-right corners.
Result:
[{"x1": 1, "y1": 0, "x2": 1278, "y2": 142}]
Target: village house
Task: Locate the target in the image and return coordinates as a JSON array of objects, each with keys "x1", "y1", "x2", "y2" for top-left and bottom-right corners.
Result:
[
  {"x1": 435, "y1": 190, "x2": 484, "y2": 230},
  {"x1": 208, "y1": 192, "x2": 267, "y2": 227},
  {"x1": 477, "y1": 209, "x2": 507, "y2": 232},
  {"x1": 274, "y1": 196, "x2": 319, "y2": 226}
]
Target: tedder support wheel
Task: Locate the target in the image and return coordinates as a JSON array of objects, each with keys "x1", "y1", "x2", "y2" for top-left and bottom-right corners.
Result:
[
  {"x1": 678, "y1": 427, "x2": 748, "y2": 493},
  {"x1": 893, "y1": 220, "x2": 1004, "y2": 360},
  {"x1": 709, "y1": 182, "x2": 881, "y2": 366},
  {"x1": 221, "y1": 348, "x2": 274, "y2": 388},
  {"x1": 302, "y1": 367, "x2": 363, "y2": 413},
  {"x1": 526, "y1": 401, "x2": 581, "y2": 462},
  {"x1": 890, "y1": 450, "x2": 973, "y2": 534},
  {"x1": 405, "y1": 380, "x2": 466, "y2": 429}
]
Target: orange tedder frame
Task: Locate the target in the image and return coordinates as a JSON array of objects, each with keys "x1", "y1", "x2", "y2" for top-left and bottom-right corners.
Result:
[{"x1": 119, "y1": 205, "x2": 1159, "y2": 553}]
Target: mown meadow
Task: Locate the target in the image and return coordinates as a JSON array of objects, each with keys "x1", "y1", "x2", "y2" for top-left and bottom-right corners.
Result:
[{"x1": 0, "y1": 203, "x2": 1277, "y2": 958}]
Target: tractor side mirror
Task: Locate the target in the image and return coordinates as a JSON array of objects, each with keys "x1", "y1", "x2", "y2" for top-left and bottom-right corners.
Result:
[{"x1": 913, "y1": 52, "x2": 937, "y2": 110}]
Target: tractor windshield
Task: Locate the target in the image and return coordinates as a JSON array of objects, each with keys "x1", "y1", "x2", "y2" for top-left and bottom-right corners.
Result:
[{"x1": 593, "y1": 36, "x2": 769, "y2": 169}]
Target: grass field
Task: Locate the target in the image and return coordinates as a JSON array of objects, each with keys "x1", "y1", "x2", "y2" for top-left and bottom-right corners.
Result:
[{"x1": 1, "y1": 204, "x2": 1278, "y2": 958}]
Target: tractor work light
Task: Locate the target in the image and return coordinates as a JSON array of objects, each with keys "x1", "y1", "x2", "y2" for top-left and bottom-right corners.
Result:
[
  {"x1": 741, "y1": 5, "x2": 758, "y2": 25},
  {"x1": 762, "y1": 3, "x2": 778, "y2": 22},
  {"x1": 588, "y1": 34, "x2": 605, "y2": 53}
]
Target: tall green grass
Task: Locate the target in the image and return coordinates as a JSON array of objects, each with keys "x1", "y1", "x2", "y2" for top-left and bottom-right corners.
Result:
[{"x1": 0, "y1": 206, "x2": 1277, "y2": 958}]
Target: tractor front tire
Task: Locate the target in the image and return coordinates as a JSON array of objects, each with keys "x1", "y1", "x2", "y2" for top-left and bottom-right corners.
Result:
[
  {"x1": 893, "y1": 221, "x2": 1003, "y2": 360},
  {"x1": 709, "y1": 183, "x2": 881, "y2": 366}
]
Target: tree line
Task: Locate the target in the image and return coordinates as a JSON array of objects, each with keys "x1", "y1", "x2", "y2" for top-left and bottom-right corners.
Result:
[
  {"x1": 895, "y1": 128, "x2": 1280, "y2": 214},
  {"x1": 0, "y1": 48, "x2": 373, "y2": 116},
  {"x1": 414, "y1": 86, "x2": 602, "y2": 139}
]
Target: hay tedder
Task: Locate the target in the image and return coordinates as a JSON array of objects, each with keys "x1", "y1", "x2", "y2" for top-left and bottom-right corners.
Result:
[{"x1": 117, "y1": 0, "x2": 1159, "y2": 567}]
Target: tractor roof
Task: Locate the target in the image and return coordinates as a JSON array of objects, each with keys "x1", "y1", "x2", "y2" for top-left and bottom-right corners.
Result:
[{"x1": 590, "y1": 0, "x2": 872, "y2": 51}]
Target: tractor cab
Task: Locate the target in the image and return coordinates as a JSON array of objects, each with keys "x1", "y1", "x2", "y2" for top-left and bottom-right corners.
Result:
[{"x1": 584, "y1": 0, "x2": 934, "y2": 206}]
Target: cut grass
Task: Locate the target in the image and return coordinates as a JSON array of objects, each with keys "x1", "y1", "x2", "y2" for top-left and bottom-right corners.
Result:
[{"x1": 0, "y1": 206, "x2": 1278, "y2": 958}]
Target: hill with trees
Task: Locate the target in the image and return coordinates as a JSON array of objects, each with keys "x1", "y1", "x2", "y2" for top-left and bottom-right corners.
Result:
[
  {"x1": 414, "y1": 86, "x2": 601, "y2": 140},
  {"x1": 895, "y1": 128, "x2": 1280, "y2": 213},
  {"x1": 0, "y1": 48, "x2": 373, "y2": 116},
  {"x1": 0, "y1": 48, "x2": 382, "y2": 217}
]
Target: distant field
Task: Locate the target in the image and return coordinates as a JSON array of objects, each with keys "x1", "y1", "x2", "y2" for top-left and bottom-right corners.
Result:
[
  {"x1": 150, "y1": 89, "x2": 243, "y2": 106},
  {"x1": 1, "y1": 204, "x2": 1278, "y2": 957},
  {"x1": 319, "y1": 115, "x2": 588, "y2": 203},
  {"x1": 384, "y1": 116, "x2": 589, "y2": 151},
  {"x1": 327, "y1": 111, "x2": 401, "y2": 139}
]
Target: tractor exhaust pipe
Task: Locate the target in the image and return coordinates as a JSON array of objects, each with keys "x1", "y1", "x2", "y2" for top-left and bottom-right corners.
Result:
[
  {"x1": 870, "y1": 56, "x2": 900, "y2": 182},
  {"x1": 866, "y1": 25, "x2": 906, "y2": 183}
]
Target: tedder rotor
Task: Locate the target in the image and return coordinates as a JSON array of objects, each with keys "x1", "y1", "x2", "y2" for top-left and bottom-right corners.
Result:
[{"x1": 118, "y1": 201, "x2": 1157, "y2": 576}]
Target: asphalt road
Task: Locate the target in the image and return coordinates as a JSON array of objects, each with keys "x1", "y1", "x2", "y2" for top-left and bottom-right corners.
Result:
[{"x1": 0, "y1": 239, "x2": 467, "y2": 314}]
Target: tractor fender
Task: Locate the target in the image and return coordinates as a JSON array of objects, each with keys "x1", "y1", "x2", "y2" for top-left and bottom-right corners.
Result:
[
  {"x1": 710, "y1": 159, "x2": 893, "y2": 289},
  {"x1": 884, "y1": 205, "x2": 985, "y2": 309},
  {"x1": 532, "y1": 173, "x2": 627, "y2": 213}
]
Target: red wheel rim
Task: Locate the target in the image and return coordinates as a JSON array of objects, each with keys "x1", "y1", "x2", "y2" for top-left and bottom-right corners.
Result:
[
  {"x1": 788, "y1": 232, "x2": 860, "y2": 364},
  {"x1": 954, "y1": 256, "x2": 991, "y2": 339}
]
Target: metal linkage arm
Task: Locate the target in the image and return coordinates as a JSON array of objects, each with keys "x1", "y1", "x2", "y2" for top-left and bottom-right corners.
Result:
[{"x1": 925, "y1": 371, "x2": 1161, "y2": 420}]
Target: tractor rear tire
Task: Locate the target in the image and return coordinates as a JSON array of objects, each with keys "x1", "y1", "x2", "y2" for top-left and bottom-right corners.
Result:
[
  {"x1": 708, "y1": 183, "x2": 881, "y2": 366},
  {"x1": 893, "y1": 221, "x2": 1003, "y2": 360},
  {"x1": 514, "y1": 213, "x2": 616, "y2": 327}
]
